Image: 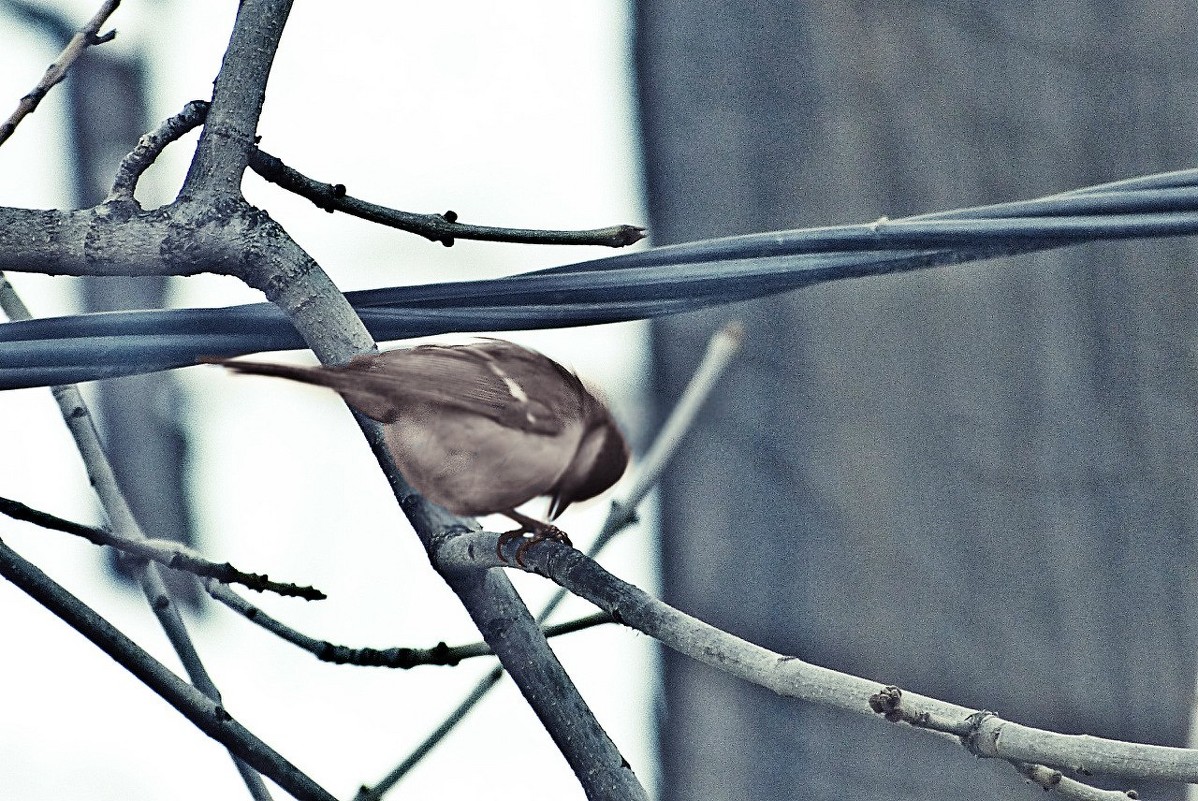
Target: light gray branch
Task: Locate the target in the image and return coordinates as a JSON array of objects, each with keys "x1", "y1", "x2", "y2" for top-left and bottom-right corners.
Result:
[
  {"x1": 181, "y1": 0, "x2": 293, "y2": 198},
  {"x1": 439, "y1": 532, "x2": 1174, "y2": 797},
  {"x1": 0, "y1": 0, "x2": 121, "y2": 147}
]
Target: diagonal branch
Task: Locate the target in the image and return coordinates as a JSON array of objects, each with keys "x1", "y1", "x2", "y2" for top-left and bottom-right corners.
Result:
[
  {"x1": 231, "y1": 221, "x2": 647, "y2": 800},
  {"x1": 181, "y1": 0, "x2": 293, "y2": 198},
  {"x1": 0, "y1": 535, "x2": 336, "y2": 801},
  {"x1": 0, "y1": 0, "x2": 121, "y2": 148},
  {"x1": 359, "y1": 321, "x2": 744, "y2": 799}
]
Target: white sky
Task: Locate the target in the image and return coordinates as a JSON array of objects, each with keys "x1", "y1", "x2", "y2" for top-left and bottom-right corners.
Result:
[{"x1": 0, "y1": 2, "x2": 659, "y2": 799}]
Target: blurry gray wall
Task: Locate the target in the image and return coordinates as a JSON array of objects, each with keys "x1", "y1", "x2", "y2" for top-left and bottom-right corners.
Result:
[
  {"x1": 9, "y1": 0, "x2": 200, "y2": 608},
  {"x1": 638, "y1": 4, "x2": 1198, "y2": 799},
  {"x1": 68, "y1": 47, "x2": 201, "y2": 609}
]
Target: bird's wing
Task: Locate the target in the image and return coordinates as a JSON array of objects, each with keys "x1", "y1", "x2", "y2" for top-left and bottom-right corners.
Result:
[
  {"x1": 205, "y1": 343, "x2": 584, "y2": 435},
  {"x1": 343, "y1": 342, "x2": 583, "y2": 435}
]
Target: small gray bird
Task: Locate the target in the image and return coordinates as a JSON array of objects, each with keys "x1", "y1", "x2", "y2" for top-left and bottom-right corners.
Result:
[{"x1": 203, "y1": 340, "x2": 629, "y2": 559}]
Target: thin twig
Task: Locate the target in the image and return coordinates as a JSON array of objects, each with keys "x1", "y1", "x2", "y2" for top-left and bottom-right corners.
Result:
[
  {"x1": 355, "y1": 672, "x2": 502, "y2": 801},
  {"x1": 207, "y1": 578, "x2": 612, "y2": 667},
  {"x1": 0, "y1": 495, "x2": 325, "y2": 600},
  {"x1": 361, "y1": 322, "x2": 744, "y2": 799},
  {"x1": 0, "y1": 0, "x2": 122, "y2": 147},
  {"x1": 0, "y1": 278, "x2": 274, "y2": 799},
  {"x1": 0, "y1": 535, "x2": 336, "y2": 801},
  {"x1": 247, "y1": 148, "x2": 645, "y2": 248},
  {"x1": 586, "y1": 320, "x2": 746, "y2": 548},
  {"x1": 1015, "y1": 762, "x2": 1138, "y2": 801}
]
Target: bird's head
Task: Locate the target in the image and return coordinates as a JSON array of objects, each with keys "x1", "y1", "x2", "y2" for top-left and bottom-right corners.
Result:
[{"x1": 546, "y1": 412, "x2": 630, "y2": 520}]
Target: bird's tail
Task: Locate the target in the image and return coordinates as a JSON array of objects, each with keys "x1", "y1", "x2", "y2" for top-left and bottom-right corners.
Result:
[
  {"x1": 199, "y1": 356, "x2": 326, "y2": 384},
  {"x1": 199, "y1": 356, "x2": 400, "y2": 423}
]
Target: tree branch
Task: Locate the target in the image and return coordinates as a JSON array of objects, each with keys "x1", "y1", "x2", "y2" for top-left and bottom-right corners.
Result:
[
  {"x1": 0, "y1": 535, "x2": 336, "y2": 801},
  {"x1": 439, "y1": 532, "x2": 1173, "y2": 797},
  {"x1": 110, "y1": 100, "x2": 210, "y2": 201},
  {"x1": 0, "y1": 0, "x2": 121, "y2": 147},
  {"x1": 207, "y1": 578, "x2": 612, "y2": 668},
  {"x1": 223, "y1": 205, "x2": 645, "y2": 798},
  {"x1": 247, "y1": 147, "x2": 645, "y2": 247},
  {"x1": 0, "y1": 495, "x2": 325, "y2": 600},
  {"x1": 181, "y1": 0, "x2": 292, "y2": 198}
]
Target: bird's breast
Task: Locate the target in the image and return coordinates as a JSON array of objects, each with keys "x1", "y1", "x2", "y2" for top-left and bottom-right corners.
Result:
[{"x1": 382, "y1": 404, "x2": 585, "y2": 516}]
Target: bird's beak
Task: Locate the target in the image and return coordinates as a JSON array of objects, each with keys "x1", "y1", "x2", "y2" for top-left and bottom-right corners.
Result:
[{"x1": 547, "y1": 423, "x2": 630, "y2": 519}]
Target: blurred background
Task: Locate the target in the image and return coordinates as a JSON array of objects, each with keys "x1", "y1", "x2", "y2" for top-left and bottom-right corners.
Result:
[
  {"x1": 639, "y1": 4, "x2": 1198, "y2": 801},
  {"x1": 4, "y1": 2, "x2": 1198, "y2": 801}
]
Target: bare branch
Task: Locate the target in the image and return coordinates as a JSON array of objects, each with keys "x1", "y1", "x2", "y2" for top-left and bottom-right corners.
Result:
[
  {"x1": 247, "y1": 147, "x2": 645, "y2": 248},
  {"x1": 0, "y1": 0, "x2": 121, "y2": 148},
  {"x1": 0, "y1": 495, "x2": 325, "y2": 600},
  {"x1": 443, "y1": 532, "x2": 1194, "y2": 795},
  {"x1": 207, "y1": 579, "x2": 612, "y2": 667},
  {"x1": 0, "y1": 535, "x2": 336, "y2": 801},
  {"x1": 109, "y1": 100, "x2": 210, "y2": 201},
  {"x1": 181, "y1": 0, "x2": 293, "y2": 197},
  {"x1": 0, "y1": 280, "x2": 272, "y2": 797},
  {"x1": 0, "y1": 202, "x2": 297, "y2": 279}
]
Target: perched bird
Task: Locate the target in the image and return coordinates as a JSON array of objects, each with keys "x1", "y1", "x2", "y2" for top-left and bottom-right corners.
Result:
[{"x1": 202, "y1": 340, "x2": 629, "y2": 560}]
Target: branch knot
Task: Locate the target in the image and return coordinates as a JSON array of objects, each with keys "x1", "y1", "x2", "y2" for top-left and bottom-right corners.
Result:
[{"x1": 960, "y1": 710, "x2": 1001, "y2": 758}]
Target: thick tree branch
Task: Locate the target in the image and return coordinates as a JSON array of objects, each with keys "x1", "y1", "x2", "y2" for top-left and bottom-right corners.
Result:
[
  {"x1": 181, "y1": 0, "x2": 292, "y2": 198},
  {"x1": 0, "y1": 204, "x2": 227, "y2": 277}
]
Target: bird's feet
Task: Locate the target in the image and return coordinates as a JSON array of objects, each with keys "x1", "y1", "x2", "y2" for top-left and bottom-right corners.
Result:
[{"x1": 497, "y1": 510, "x2": 573, "y2": 566}]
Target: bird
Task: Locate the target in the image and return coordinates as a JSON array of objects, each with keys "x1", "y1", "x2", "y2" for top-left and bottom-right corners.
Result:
[{"x1": 201, "y1": 340, "x2": 629, "y2": 562}]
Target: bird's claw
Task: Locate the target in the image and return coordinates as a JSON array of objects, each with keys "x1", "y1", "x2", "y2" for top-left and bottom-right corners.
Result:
[{"x1": 497, "y1": 523, "x2": 572, "y2": 566}]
